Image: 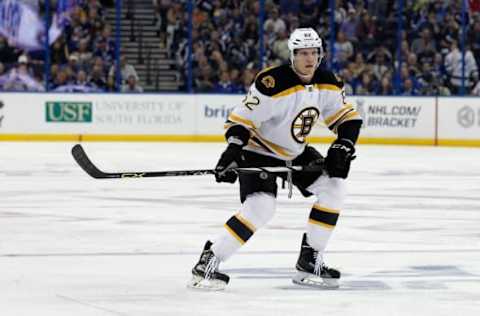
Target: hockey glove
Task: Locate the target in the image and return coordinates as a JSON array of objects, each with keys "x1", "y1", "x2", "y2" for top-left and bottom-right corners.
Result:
[
  {"x1": 215, "y1": 143, "x2": 245, "y2": 183},
  {"x1": 326, "y1": 138, "x2": 356, "y2": 179}
]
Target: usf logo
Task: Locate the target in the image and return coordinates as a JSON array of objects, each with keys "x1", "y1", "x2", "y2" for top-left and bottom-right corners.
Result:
[{"x1": 46, "y1": 102, "x2": 92, "y2": 122}]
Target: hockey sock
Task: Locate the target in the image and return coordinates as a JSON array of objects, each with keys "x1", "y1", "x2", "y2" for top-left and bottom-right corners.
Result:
[
  {"x1": 211, "y1": 192, "x2": 276, "y2": 261},
  {"x1": 306, "y1": 203, "x2": 340, "y2": 252}
]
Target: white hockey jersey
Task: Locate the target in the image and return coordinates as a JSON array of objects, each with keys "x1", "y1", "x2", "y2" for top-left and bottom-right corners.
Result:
[{"x1": 226, "y1": 64, "x2": 361, "y2": 160}]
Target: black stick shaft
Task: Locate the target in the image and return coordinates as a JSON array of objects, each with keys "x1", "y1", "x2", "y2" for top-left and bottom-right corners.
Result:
[{"x1": 71, "y1": 144, "x2": 324, "y2": 179}]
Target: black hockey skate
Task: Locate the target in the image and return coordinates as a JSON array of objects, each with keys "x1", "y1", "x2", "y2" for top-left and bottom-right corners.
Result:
[
  {"x1": 188, "y1": 241, "x2": 230, "y2": 291},
  {"x1": 292, "y1": 233, "x2": 340, "y2": 289}
]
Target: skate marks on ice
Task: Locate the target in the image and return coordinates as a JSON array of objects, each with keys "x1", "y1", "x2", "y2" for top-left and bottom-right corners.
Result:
[
  {"x1": 56, "y1": 294, "x2": 129, "y2": 316},
  {"x1": 226, "y1": 264, "x2": 480, "y2": 292}
]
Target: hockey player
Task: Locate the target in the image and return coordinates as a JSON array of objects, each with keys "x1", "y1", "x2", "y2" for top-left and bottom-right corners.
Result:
[{"x1": 189, "y1": 28, "x2": 362, "y2": 290}]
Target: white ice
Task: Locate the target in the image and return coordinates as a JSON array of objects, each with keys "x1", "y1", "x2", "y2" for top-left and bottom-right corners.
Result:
[{"x1": 1, "y1": 142, "x2": 480, "y2": 316}]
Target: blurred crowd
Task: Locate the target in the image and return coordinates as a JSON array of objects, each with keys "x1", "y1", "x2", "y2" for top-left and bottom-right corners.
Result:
[
  {"x1": 168, "y1": 0, "x2": 480, "y2": 95},
  {"x1": 2, "y1": 0, "x2": 480, "y2": 95},
  {"x1": 0, "y1": 0, "x2": 141, "y2": 93}
]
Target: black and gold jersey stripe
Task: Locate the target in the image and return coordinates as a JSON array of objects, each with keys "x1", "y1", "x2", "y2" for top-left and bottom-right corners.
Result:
[
  {"x1": 325, "y1": 104, "x2": 361, "y2": 133},
  {"x1": 254, "y1": 64, "x2": 344, "y2": 98}
]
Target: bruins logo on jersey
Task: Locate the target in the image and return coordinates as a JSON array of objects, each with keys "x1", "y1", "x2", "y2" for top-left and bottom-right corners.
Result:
[
  {"x1": 291, "y1": 107, "x2": 320, "y2": 143},
  {"x1": 261, "y1": 75, "x2": 275, "y2": 88}
]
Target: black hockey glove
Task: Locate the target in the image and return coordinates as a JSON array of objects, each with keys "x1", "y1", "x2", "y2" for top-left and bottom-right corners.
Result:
[
  {"x1": 214, "y1": 143, "x2": 245, "y2": 183},
  {"x1": 326, "y1": 138, "x2": 356, "y2": 179}
]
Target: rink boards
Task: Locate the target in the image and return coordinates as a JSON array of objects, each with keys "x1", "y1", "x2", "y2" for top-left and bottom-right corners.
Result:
[{"x1": 0, "y1": 93, "x2": 479, "y2": 146}]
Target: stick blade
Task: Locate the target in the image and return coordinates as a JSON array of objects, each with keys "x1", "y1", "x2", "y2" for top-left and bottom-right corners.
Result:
[{"x1": 71, "y1": 144, "x2": 113, "y2": 179}]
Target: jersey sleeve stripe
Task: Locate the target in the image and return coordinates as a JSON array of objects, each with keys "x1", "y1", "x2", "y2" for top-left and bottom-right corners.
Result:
[
  {"x1": 324, "y1": 105, "x2": 354, "y2": 126},
  {"x1": 228, "y1": 113, "x2": 256, "y2": 129},
  {"x1": 329, "y1": 110, "x2": 361, "y2": 132},
  {"x1": 249, "y1": 137, "x2": 276, "y2": 155}
]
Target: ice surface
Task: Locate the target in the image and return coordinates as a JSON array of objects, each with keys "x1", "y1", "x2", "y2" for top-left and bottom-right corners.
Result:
[{"x1": 1, "y1": 142, "x2": 480, "y2": 316}]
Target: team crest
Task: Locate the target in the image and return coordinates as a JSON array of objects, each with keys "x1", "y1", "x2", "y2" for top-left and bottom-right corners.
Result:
[
  {"x1": 261, "y1": 75, "x2": 275, "y2": 88},
  {"x1": 291, "y1": 107, "x2": 320, "y2": 143}
]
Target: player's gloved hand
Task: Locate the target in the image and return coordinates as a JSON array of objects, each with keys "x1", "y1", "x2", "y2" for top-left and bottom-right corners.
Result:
[
  {"x1": 303, "y1": 146, "x2": 325, "y2": 174},
  {"x1": 215, "y1": 143, "x2": 244, "y2": 183},
  {"x1": 326, "y1": 138, "x2": 356, "y2": 179}
]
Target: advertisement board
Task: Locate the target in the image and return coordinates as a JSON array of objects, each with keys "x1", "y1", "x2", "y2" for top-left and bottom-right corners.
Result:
[
  {"x1": 437, "y1": 97, "x2": 480, "y2": 146},
  {"x1": 309, "y1": 96, "x2": 436, "y2": 145},
  {"x1": 0, "y1": 93, "x2": 479, "y2": 146},
  {"x1": 195, "y1": 94, "x2": 242, "y2": 135},
  {"x1": 0, "y1": 93, "x2": 195, "y2": 136}
]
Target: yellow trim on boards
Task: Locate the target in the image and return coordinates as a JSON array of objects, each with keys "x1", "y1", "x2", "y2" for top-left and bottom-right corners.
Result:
[
  {"x1": 0, "y1": 134, "x2": 81, "y2": 141},
  {"x1": 437, "y1": 139, "x2": 480, "y2": 147},
  {"x1": 0, "y1": 134, "x2": 225, "y2": 142},
  {"x1": 1, "y1": 134, "x2": 480, "y2": 147}
]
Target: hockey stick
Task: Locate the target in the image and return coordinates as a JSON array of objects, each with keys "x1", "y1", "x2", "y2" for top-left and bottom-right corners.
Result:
[{"x1": 71, "y1": 144, "x2": 324, "y2": 179}]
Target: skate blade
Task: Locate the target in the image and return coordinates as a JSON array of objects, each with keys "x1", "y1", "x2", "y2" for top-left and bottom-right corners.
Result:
[
  {"x1": 187, "y1": 275, "x2": 227, "y2": 291},
  {"x1": 292, "y1": 271, "x2": 340, "y2": 289}
]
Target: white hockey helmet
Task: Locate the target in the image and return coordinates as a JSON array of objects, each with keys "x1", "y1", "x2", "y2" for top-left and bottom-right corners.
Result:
[{"x1": 287, "y1": 28, "x2": 324, "y2": 66}]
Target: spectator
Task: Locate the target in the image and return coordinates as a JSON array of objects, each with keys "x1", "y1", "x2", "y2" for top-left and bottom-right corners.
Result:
[
  {"x1": 195, "y1": 63, "x2": 215, "y2": 92},
  {"x1": 411, "y1": 27, "x2": 436, "y2": 56},
  {"x1": 350, "y1": 52, "x2": 367, "y2": 80},
  {"x1": 372, "y1": 51, "x2": 390, "y2": 81},
  {"x1": 108, "y1": 55, "x2": 139, "y2": 85},
  {"x1": 339, "y1": 67, "x2": 355, "y2": 95},
  {"x1": 76, "y1": 38, "x2": 93, "y2": 68},
  {"x1": 340, "y1": 7, "x2": 359, "y2": 43},
  {"x1": 213, "y1": 71, "x2": 234, "y2": 93},
  {"x1": 240, "y1": 69, "x2": 255, "y2": 93},
  {"x1": 417, "y1": 63, "x2": 437, "y2": 95},
  {"x1": 121, "y1": 74, "x2": 144, "y2": 92},
  {"x1": 88, "y1": 64, "x2": 107, "y2": 91},
  {"x1": 279, "y1": 0, "x2": 300, "y2": 15},
  {"x1": 0, "y1": 36, "x2": 18, "y2": 64},
  {"x1": 467, "y1": 20, "x2": 480, "y2": 67},
  {"x1": 51, "y1": 67, "x2": 72, "y2": 91},
  {"x1": 406, "y1": 52, "x2": 421, "y2": 78},
  {"x1": 356, "y1": 72, "x2": 377, "y2": 95},
  {"x1": 471, "y1": 79, "x2": 480, "y2": 95},
  {"x1": 67, "y1": 54, "x2": 81, "y2": 73},
  {"x1": 271, "y1": 30, "x2": 290, "y2": 64},
  {"x1": 333, "y1": 31, "x2": 354, "y2": 65},
  {"x1": 51, "y1": 36, "x2": 69, "y2": 65},
  {"x1": 401, "y1": 78, "x2": 419, "y2": 95},
  {"x1": 356, "y1": 11, "x2": 377, "y2": 54},
  {"x1": 229, "y1": 68, "x2": 243, "y2": 93},
  {"x1": 444, "y1": 40, "x2": 479, "y2": 93},
  {"x1": 299, "y1": 0, "x2": 319, "y2": 26},
  {"x1": 378, "y1": 74, "x2": 394, "y2": 95},
  {"x1": 14, "y1": 55, "x2": 34, "y2": 77},
  {"x1": 263, "y1": 8, "x2": 286, "y2": 35},
  {"x1": 76, "y1": 70, "x2": 89, "y2": 86}
]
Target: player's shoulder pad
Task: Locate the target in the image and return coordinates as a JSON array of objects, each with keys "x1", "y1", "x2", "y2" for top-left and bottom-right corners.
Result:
[
  {"x1": 312, "y1": 69, "x2": 344, "y2": 89},
  {"x1": 254, "y1": 64, "x2": 300, "y2": 96}
]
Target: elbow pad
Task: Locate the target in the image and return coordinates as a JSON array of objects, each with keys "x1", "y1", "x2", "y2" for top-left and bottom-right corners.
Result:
[{"x1": 225, "y1": 124, "x2": 251, "y2": 147}]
